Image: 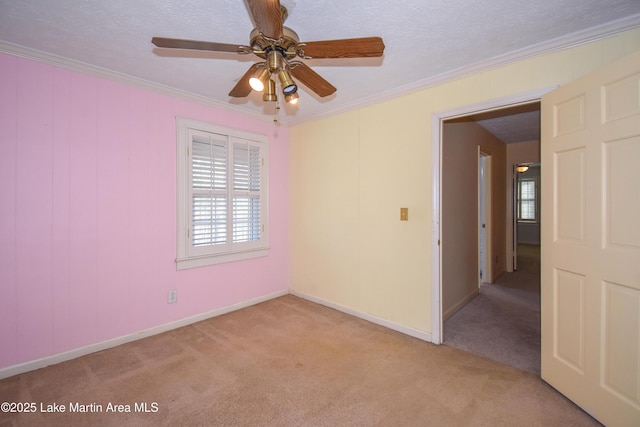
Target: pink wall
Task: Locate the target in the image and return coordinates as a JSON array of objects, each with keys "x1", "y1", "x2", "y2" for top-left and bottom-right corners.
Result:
[{"x1": 0, "y1": 53, "x2": 290, "y2": 370}]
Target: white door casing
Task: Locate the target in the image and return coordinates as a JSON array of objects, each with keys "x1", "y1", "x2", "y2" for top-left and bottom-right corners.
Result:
[
  {"x1": 512, "y1": 165, "x2": 518, "y2": 270},
  {"x1": 479, "y1": 150, "x2": 487, "y2": 284},
  {"x1": 431, "y1": 87, "x2": 554, "y2": 345},
  {"x1": 541, "y1": 50, "x2": 640, "y2": 426},
  {"x1": 478, "y1": 151, "x2": 492, "y2": 284}
]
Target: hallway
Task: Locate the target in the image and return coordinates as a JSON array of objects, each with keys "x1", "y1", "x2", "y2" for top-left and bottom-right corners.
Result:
[{"x1": 443, "y1": 244, "x2": 541, "y2": 374}]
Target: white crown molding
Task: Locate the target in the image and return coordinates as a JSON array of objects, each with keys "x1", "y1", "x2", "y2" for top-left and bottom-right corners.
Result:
[
  {"x1": 0, "y1": 41, "x2": 275, "y2": 125},
  {"x1": 285, "y1": 13, "x2": 640, "y2": 126},
  {"x1": 1, "y1": 13, "x2": 638, "y2": 128}
]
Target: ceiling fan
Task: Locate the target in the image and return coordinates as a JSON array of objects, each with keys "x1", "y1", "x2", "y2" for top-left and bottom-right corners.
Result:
[{"x1": 151, "y1": 0, "x2": 385, "y2": 107}]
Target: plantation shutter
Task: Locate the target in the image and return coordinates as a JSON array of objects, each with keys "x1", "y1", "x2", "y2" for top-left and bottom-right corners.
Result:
[
  {"x1": 176, "y1": 117, "x2": 269, "y2": 269},
  {"x1": 232, "y1": 139, "x2": 262, "y2": 244},
  {"x1": 189, "y1": 131, "x2": 228, "y2": 256}
]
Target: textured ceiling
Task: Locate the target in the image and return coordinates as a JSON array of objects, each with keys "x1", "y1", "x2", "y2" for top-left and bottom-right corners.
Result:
[
  {"x1": 478, "y1": 110, "x2": 541, "y2": 144},
  {"x1": 1, "y1": 0, "x2": 639, "y2": 127},
  {"x1": 447, "y1": 102, "x2": 542, "y2": 144},
  {"x1": 474, "y1": 103, "x2": 541, "y2": 144}
]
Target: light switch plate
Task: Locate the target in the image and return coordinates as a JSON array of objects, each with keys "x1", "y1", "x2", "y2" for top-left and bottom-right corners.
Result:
[{"x1": 400, "y1": 208, "x2": 408, "y2": 221}]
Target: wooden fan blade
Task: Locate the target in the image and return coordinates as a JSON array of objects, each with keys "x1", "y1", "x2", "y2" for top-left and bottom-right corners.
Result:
[
  {"x1": 152, "y1": 37, "x2": 248, "y2": 53},
  {"x1": 290, "y1": 63, "x2": 336, "y2": 97},
  {"x1": 299, "y1": 37, "x2": 385, "y2": 59},
  {"x1": 246, "y1": 0, "x2": 283, "y2": 40},
  {"x1": 229, "y1": 63, "x2": 261, "y2": 98}
]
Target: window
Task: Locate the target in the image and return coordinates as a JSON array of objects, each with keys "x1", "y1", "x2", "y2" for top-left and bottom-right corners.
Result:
[
  {"x1": 176, "y1": 118, "x2": 268, "y2": 269},
  {"x1": 517, "y1": 178, "x2": 537, "y2": 221}
]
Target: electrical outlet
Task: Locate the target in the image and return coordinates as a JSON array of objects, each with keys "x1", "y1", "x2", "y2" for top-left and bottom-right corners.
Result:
[{"x1": 168, "y1": 290, "x2": 177, "y2": 304}]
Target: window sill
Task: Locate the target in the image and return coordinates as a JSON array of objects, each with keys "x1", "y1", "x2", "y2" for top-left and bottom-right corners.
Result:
[{"x1": 176, "y1": 248, "x2": 269, "y2": 270}]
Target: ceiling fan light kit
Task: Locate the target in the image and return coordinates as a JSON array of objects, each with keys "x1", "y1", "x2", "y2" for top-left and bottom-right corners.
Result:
[
  {"x1": 249, "y1": 66, "x2": 271, "y2": 92},
  {"x1": 278, "y1": 69, "x2": 297, "y2": 96},
  {"x1": 263, "y1": 79, "x2": 277, "y2": 102},
  {"x1": 285, "y1": 92, "x2": 299, "y2": 105},
  {"x1": 151, "y1": 0, "x2": 385, "y2": 112}
]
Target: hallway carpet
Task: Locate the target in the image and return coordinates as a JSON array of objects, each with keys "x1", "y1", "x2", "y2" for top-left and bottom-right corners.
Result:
[{"x1": 444, "y1": 244, "x2": 541, "y2": 375}]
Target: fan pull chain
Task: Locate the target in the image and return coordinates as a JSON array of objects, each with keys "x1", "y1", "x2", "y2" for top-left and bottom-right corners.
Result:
[{"x1": 274, "y1": 99, "x2": 280, "y2": 123}]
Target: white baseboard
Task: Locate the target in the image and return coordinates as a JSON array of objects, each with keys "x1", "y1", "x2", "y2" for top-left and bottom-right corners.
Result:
[
  {"x1": 443, "y1": 288, "x2": 479, "y2": 321},
  {"x1": 290, "y1": 290, "x2": 433, "y2": 343},
  {"x1": 1, "y1": 289, "x2": 434, "y2": 379},
  {"x1": 0, "y1": 289, "x2": 288, "y2": 380}
]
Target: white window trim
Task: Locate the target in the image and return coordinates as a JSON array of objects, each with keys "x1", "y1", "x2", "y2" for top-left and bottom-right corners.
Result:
[
  {"x1": 517, "y1": 177, "x2": 539, "y2": 223},
  {"x1": 176, "y1": 117, "x2": 269, "y2": 270}
]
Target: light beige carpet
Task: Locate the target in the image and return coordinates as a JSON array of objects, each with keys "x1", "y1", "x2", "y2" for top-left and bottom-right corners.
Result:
[
  {"x1": 0, "y1": 295, "x2": 599, "y2": 426},
  {"x1": 444, "y1": 244, "x2": 542, "y2": 375}
]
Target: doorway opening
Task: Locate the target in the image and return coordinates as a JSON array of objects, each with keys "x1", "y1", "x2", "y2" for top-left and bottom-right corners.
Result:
[
  {"x1": 513, "y1": 162, "x2": 541, "y2": 271},
  {"x1": 431, "y1": 88, "x2": 551, "y2": 374}
]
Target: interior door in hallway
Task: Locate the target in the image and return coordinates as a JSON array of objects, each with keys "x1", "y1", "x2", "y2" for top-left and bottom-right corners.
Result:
[
  {"x1": 541, "y1": 50, "x2": 640, "y2": 426},
  {"x1": 478, "y1": 150, "x2": 490, "y2": 284}
]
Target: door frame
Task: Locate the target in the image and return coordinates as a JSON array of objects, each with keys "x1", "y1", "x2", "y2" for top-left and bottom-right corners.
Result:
[
  {"x1": 513, "y1": 161, "x2": 542, "y2": 269},
  {"x1": 478, "y1": 150, "x2": 491, "y2": 285},
  {"x1": 430, "y1": 86, "x2": 555, "y2": 345}
]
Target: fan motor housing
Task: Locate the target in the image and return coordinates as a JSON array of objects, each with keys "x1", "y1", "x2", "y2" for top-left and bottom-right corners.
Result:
[{"x1": 250, "y1": 26, "x2": 299, "y2": 60}]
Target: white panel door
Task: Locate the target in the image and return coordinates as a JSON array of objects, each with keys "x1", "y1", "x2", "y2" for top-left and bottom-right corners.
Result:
[
  {"x1": 478, "y1": 151, "x2": 487, "y2": 283},
  {"x1": 541, "y1": 50, "x2": 640, "y2": 427}
]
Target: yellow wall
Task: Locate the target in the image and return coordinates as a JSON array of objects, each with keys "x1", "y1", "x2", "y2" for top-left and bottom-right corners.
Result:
[{"x1": 289, "y1": 29, "x2": 640, "y2": 336}]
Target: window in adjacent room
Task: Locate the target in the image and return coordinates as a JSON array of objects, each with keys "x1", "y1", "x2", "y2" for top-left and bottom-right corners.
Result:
[
  {"x1": 176, "y1": 117, "x2": 269, "y2": 269},
  {"x1": 517, "y1": 178, "x2": 537, "y2": 221}
]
